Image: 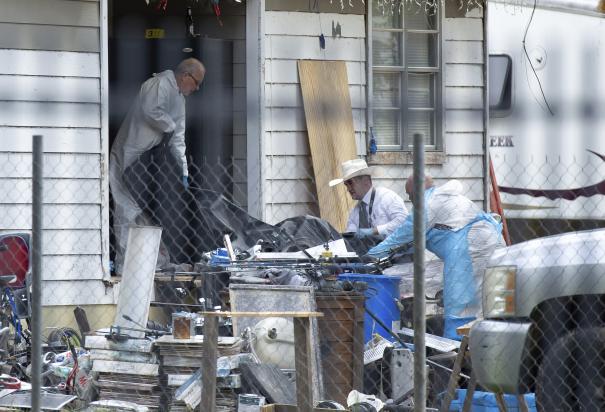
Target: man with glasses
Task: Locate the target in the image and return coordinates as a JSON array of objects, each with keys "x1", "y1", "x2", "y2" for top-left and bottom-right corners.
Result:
[
  {"x1": 330, "y1": 159, "x2": 408, "y2": 253},
  {"x1": 109, "y1": 57, "x2": 205, "y2": 274}
]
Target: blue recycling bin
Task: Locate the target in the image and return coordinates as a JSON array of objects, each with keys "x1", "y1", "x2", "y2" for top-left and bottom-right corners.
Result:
[{"x1": 338, "y1": 273, "x2": 401, "y2": 343}]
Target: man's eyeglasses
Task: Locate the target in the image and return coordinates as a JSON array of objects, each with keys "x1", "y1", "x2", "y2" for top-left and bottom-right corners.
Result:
[{"x1": 186, "y1": 72, "x2": 202, "y2": 90}]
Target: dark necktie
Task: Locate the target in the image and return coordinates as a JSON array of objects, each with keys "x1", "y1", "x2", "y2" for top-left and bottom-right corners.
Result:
[{"x1": 358, "y1": 201, "x2": 370, "y2": 229}]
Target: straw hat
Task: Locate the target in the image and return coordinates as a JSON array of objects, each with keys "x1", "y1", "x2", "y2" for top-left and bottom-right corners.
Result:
[{"x1": 329, "y1": 159, "x2": 373, "y2": 187}]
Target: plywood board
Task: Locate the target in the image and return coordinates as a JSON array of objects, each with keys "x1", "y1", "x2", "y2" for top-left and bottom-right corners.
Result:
[{"x1": 297, "y1": 60, "x2": 357, "y2": 232}]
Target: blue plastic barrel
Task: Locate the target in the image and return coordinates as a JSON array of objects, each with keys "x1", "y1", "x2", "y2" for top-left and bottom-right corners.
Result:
[{"x1": 337, "y1": 273, "x2": 401, "y2": 343}]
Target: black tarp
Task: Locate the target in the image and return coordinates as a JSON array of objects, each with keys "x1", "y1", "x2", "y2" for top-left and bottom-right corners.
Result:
[{"x1": 122, "y1": 142, "x2": 349, "y2": 264}]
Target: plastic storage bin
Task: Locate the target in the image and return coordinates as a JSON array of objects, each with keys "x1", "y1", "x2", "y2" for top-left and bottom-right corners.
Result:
[
  {"x1": 449, "y1": 389, "x2": 537, "y2": 412},
  {"x1": 337, "y1": 273, "x2": 401, "y2": 343}
]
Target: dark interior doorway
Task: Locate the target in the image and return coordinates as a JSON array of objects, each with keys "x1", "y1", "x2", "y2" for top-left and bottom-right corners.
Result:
[{"x1": 108, "y1": 0, "x2": 240, "y2": 268}]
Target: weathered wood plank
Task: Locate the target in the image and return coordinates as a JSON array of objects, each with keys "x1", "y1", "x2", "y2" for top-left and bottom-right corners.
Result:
[
  {"x1": 267, "y1": 132, "x2": 310, "y2": 156},
  {"x1": 443, "y1": 132, "x2": 485, "y2": 155},
  {"x1": 85, "y1": 335, "x2": 154, "y2": 353},
  {"x1": 42, "y1": 255, "x2": 104, "y2": 280},
  {"x1": 266, "y1": 83, "x2": 365, "y2": 109},
  {"x1": 42, "y1": 229, "x2": 101, "y2": 255},
  {"x1": 267, "y1": 107, "x2": 365, "y2": 132},
  {"x1": 267, "y1": 156, "x2": 313, "y2": 180},
  {"x1": 92, "y1": 360, "x2": 159, "y2": 376}
]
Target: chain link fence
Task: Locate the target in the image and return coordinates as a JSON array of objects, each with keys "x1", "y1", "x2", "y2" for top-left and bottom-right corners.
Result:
[{"x1": 1, "y1": 139, "x2": 605, "y2": 411}]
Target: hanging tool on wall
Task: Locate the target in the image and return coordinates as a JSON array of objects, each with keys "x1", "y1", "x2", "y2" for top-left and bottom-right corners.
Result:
[
  {"x1": 210, "y1": 0, "x2": 224, "y2": 27},
  {"x1": 186, "y1": 6, "x2": 200, "y2": 37},
  {"x1": 156, "y1": 0, "x2": 168, "y2": 12}
]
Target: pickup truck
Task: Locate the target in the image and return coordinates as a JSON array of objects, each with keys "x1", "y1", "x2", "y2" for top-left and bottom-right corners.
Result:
[{"x1": 469, "y1": 228, "x2": 605, "y2": 411}]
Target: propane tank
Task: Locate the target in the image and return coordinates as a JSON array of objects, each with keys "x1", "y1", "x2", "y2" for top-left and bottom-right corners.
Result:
[{"x1": 252, "y1": 317, "x2": 295, "y2": 369}]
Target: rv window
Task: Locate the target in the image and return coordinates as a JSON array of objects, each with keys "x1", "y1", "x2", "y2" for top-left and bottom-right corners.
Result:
[{"x1": 489, "y1": 54, "x2": 512, "y2": 113}]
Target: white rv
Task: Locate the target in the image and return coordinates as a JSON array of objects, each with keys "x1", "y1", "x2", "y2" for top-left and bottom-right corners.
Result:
[{"x1": 488, "y1": 0, "x2": 605, "y2": 235}]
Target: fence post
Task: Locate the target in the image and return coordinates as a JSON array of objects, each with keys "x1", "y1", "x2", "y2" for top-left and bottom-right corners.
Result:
[
  {"x1": 413, "y1": 133, "x2": 426, "y2": 412},
  {"x1": 31, "y1": 135, "x2": 44, "y2": 411}
]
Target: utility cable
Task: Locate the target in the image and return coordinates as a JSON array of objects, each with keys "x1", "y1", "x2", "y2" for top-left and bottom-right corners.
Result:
[{"x1": 522, "y1": 0, "x2": 555, "y2": 116}]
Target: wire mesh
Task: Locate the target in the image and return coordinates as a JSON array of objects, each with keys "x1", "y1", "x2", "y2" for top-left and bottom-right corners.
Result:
[{"x1": 1, "y1": 138, "x2": 605, "y2": 412}]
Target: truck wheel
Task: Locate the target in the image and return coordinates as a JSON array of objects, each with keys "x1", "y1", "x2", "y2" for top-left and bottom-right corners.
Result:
[{"x1": 536, "y1": 327, "x2": 605, "y2": 412}]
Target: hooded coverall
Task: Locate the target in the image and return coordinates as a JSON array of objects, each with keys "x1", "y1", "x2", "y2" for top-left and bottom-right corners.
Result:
[
  {"x1": 368, "y1": 180, "x2": 504, "y2": 339},
  {"x1": 109, "y1": 70, "x2": 188, "y2": 274}
]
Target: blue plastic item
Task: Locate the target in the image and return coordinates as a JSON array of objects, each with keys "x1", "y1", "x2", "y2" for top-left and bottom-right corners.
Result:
[
  {"x1": 337, "y1": 273, "x2": 401, "y2": 343},
  {"x1": 210, "y1": 248, "x2": 231, "y2": 265},
  {"x1": 448, "y1": 389, "x2": 537, "y2": 412}
]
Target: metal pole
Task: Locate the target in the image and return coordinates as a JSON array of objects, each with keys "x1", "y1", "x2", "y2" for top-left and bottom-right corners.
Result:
[
  {"x1": 31, "y1": 135, "x2": 44, "y2": 411},
  {"x1": 413, "y1": 133, "x2": 426, "y2": 412}
]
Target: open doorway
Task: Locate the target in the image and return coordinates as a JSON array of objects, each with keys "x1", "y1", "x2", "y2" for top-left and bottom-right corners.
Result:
[{"x1": 107, "y1": 0, "x2": 245, "y2": 270}]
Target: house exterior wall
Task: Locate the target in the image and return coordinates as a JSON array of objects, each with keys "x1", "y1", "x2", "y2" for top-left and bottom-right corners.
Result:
[
  {"x1": 0, "y1": 0, "x2": 112, "y2": 306},
  {"x1": 263, "y1": 10, "x2": 367, "y2": 224},
  {"x1": 261, "y1": 5, "x2": 488, "y2": 222}
]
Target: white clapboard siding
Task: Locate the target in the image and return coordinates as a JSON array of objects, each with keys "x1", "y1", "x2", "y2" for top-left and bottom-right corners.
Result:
[
  {"x1": 444, "y1": 40, "x2": 483, "y2": 64},
  {"x1": 0, "y1": 76, "x2": 100, "y2": 103},
  {"x1": 266, "y1": 59, "x2": 366, "y2": 85},
  {"x1": 0, "y1": 127, "x2": 101, "y2": 153},
  {"x1": 0, "y1": 153, "x2": 101, "y2": 179},
  {"x1": 445, "y1": 109, "x2": 484, "y2": 133},
  {"x1": 42, "y1": 280, "x2": 115, "y2": 306},
  {"x1": 263, "y1": 11, "x2": 366, "y2": 222},
  {"x1": 0, "y1": 179, "x2": 100, "y2": 204},
  {"x1": 0, "y1": 101, "x2": 100, "y2": 128},
  {"x1": 445, "y1": 87, "x2": 483, "y2": 110},
  {"x1": 0, "y1": 50, "x2": 100, "y2": 78},
  {"x1": 266, "y1": 83, "x2": 365, "y2": 109},
  {"x1": 267, "y1": 36, "x2": 365, "y2": 61},
  {"x1": 0, "y1": 205, "x2": 101, "y2": 230},
  {"x1": 42, "y1": 255, "x2": 104, "y2": 281},
  {"x1": 267, "y1": 107, "x2": 366, "y2": 132},
  {"x1": 372, "y1": 155, "x2": 485, "y2": 181},
  {"x1": 266, "y1": 203, "x2": 319, "y2": 225},
  {"x1": 443, "y1": 132, "x2": 485, "y2": 155},
  {"x1": 0, "y1": 0, "x2": 106, "y2": 303},
  {"x1": 445, "y1": 63, "x2": 483, "y2": 87},
  {"x1": 1, "y1": 0, "x2": 99, "y2": 27},
  {"x1": 440, "y1": 14, "x2": 486, "y2": 193},
  {"x1": 267, "y1": 156, "x2": 314, "y2": 180}
]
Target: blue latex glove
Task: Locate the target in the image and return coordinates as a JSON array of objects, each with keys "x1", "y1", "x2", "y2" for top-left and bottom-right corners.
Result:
[
  {"x1": 181, "y1": 175, "x2": 189, "y2": 189},
  {"x1": 357, "y1": 228, "x2": 374, "y2": 239}
]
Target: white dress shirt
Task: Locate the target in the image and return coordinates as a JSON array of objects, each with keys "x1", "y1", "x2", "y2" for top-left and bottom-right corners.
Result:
[{"x1": 345, "y1": 186, "x2": 408, "y2": 237}]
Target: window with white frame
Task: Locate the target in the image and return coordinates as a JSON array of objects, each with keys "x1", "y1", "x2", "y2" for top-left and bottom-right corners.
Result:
[{"x1": 371, "y1": 1, "x2": 441, "y2": 151}]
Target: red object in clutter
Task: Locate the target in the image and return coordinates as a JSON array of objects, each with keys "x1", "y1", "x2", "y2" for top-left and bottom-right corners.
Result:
[{"x1": 0, "y1": 234, "x2": 30, "y2": 288}]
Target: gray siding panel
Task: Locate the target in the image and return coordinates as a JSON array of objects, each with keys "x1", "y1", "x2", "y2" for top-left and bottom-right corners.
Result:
[
  {"x1": 0, "y1": 101, "x2": 100, "y2": 128},
  {"x1": 0, "y1": 75, "x2": 100, "y2": 103},
  {"x1": 0, "y1": 23, "x2": 99, "y2": 52},
  {"x1": 0, "y1": 127, "x2": 101, "y2": 153},
  {"x1": 1, "y1": 0, "x2": 100, "y2": 27},
  {"x1": 0, "y1": 0, "x2": 107, "y2": 303},
  {"x1": 0, "y1": 50, "x2": 100, "y2": 77}
]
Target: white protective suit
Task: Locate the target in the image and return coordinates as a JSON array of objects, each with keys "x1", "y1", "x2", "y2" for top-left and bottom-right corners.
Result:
[
  {"x1": 109, "y1": 70, "x2": 188, "y2": 273},
  {"x1": 368, "y1": 180, "x2": 504, "y2": 339}
]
